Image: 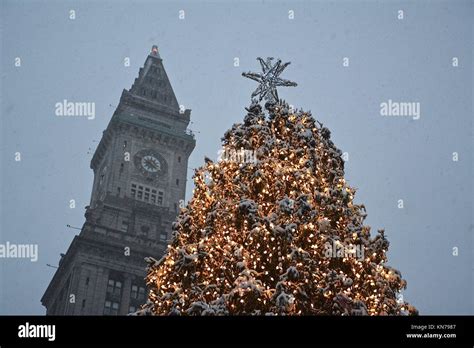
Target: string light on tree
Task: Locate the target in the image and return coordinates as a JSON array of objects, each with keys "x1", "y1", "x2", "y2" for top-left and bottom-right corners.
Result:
[{"x1": 139, "y1": 57, "x2": 417, "y2": 316}]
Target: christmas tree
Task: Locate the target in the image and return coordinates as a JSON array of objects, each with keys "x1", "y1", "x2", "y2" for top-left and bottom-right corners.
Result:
[{"x1": 140, "y1": 58, "x2": 417, "y2": 316}]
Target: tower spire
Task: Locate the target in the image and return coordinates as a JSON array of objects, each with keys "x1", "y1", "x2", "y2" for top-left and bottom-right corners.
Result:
[
  {"x1": 126, "y1": 45, "x2": 180, "y2": 112},
  {"x1": 150, "y1": 45, "x2": 160, "y2": 58}
]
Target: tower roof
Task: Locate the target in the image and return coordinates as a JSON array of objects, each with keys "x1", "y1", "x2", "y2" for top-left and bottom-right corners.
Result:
[{"x1": 128, "y1": 45, "x2": 180, "y2": 112}]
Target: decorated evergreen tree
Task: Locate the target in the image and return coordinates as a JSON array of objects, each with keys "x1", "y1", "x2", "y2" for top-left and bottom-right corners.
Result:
[{"x1": 140, "y1": 58, "x2": 417, "y2": 316}]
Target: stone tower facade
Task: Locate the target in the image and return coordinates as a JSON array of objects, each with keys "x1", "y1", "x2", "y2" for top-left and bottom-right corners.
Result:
[{"x1": 41, "y1": 46, "x2": 195, "y2": 315}]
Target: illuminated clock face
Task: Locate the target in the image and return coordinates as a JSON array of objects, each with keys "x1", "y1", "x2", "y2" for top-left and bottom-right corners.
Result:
[
  {"x1": 134, "y1": 149, "x2": 167, "y2": 178},
  {"x1": 141, "y1": 155, "x2": 161, "y2": 173}
]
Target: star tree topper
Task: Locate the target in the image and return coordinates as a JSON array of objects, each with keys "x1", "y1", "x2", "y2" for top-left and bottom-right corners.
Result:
[{"x1": 242, "y1": 57, "x2": 297, "y2": 103}]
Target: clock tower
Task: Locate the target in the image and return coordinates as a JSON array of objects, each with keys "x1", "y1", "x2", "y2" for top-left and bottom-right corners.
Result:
[{"x1": 41, "y1": 46, "x2": 195, "y2": 315}]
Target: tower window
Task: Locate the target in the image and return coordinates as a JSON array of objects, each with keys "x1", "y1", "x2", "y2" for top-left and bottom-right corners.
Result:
[
  {"x1": 82, "y1": 299, "x2": 86, "y2": 309},
  {"x1": 138, "y1": 287, "x2": 146, "y2": 300},
  {"x1": 160, "y1": 232, "x2": 167, "y2": 242},
  {"x1": 117, "y1": 187, "x2": 121, "y2": 195},
  {"x1": 107, "y1": 279, "x2": 122, "y2": 296},
  {"x1": 176, "y1": 178, "x2": 179, "y2": 186},
  {"x1": 130, "y1": 182, "x2": 164, "y2": 206},
  {"x1": 121, "y1": 220, "x2": 129, "y2": 232},
  {"x1": 85, "y1": 277, "x2": 89, "y2": 286},
  {"x1": 104, "y1": 300, "x2": 120, "y2": 315},
  {"x1": 178, "y1": 156, "x2": 181, "y2": 163},
  {"x1": 131, "y1": 285, "x2": 146, "y2": 300},
  {"x1": 123, "y1": 141, "x2": 127, "y2": 149},
  {"x1": 131, "y1": 285, "x2": 138, "y2": 298}
]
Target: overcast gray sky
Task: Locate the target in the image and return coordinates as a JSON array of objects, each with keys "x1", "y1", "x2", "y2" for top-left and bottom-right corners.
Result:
[{"x1": 1, "y1": 0, "x2": 472, "y2": 315}]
